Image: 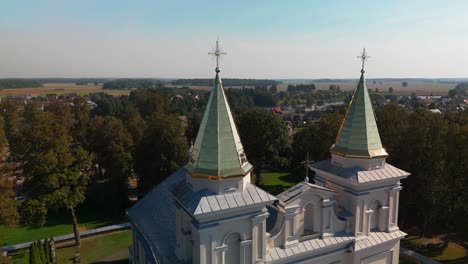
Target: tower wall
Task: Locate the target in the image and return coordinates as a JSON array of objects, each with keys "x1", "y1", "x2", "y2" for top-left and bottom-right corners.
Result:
[
  {"x1": 332, "y1": 153, "x2": 386, "y2": 170},
  {"x1": 187, "y1": 172, "x2": 251, "y2": 194},
  {"x1": 179, "y1": 208, "x2": 269, "y2": 264},
  {"x1": 315, "y1": 171, "x2": 402, "y2": 237}
]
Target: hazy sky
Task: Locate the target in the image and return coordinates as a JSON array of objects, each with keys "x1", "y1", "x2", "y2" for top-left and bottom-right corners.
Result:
[{"x1": 1, "y1": 0, "x2": 468, "y2": 79}]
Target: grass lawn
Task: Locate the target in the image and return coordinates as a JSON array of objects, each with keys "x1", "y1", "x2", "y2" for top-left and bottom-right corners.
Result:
[
  {"x1": 0, "y1": 205, "x2": 127, "y2": 246},
  {"x1": 402, "y1": 235, "x2": 468, "y2": 263},
  {"x1": 262, "y1": 170, "x2": 299, "y2": 195},
  {"x1": 11, "y1": 230, "x2": 131, "y2": 264},
  {"x1": 398, "y1": 258, "x2": 413, "y2": 264}
]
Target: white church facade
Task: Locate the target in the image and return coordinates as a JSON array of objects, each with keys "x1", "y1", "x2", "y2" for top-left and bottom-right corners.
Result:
[{"x1": 127, "y1": 46, "x2": 409, "y2": 264}]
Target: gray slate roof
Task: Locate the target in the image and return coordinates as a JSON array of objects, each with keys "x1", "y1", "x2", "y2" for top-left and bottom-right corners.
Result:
[
  {"x1": 277, "y1": 182, "x2": 335, "y2": 203},
  {"x1": 127, "y1": 169, "x2": 186, "y2": 264},
  {"x1": 266, "y1": 232, "x2": 354, "y2": 263},
  {"x1": 310, "y1": 160, "x2": 410, "y2": 183},
  {"x1": 127, "y1": 167, "x2": 276, "y2": 263},
  {"x1": 170, "y1": 178, "x2": 276, "y2": 216},
  {"x1": 266, "y1": 230, "x2": 406, "y2": 263},
  {"x1": 355, "y1": 230, "x2": 407, "y2": 251}
]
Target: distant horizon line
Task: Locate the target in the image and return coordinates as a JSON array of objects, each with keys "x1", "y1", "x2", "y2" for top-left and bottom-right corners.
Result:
[{"x1": 1, "y1": 77, "x2": 468, "y2": 81}]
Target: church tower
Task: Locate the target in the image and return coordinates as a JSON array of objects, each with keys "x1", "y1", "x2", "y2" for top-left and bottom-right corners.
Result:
[
  {"x1": 173, "y1": 41, "x2": 275, "y2": 264},
  {"x1": 184, "y1": 41, "x2": 253, "y2": 193},
  {"x1": 311, "y1": 49, "x2": 409, "y2": 263}
]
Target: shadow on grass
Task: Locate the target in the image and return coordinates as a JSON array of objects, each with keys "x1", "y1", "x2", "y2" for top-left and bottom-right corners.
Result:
[
  {"x1": 23, "y1": 204, "x2": 127, "y2": 231},
  {"x1": 416, "y1": 242, "x2": 447, "y2": 258},
  {"x1": 261, "y1": 169, "x2": 304, "y2": 195},
  {"x1": 262, "y1": 185, "x2": 288, "y2": 195},
  {"x1": 278, "y1": 173, "x2": 301, "y2": 184},
  {"x1": 92, "y1": 260, "x2": 128, "y2": 264},
  {"x1": 441, "y1": 256, "x2": 468, "y2": 264}
]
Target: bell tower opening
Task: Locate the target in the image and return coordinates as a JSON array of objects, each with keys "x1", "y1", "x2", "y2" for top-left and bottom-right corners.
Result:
[
  {"x1": 304, "y1": 203, "x2": 317, "y2": 235},
  {"x1": 224, "y1": 233, "x2": 241, "y2": 264}
]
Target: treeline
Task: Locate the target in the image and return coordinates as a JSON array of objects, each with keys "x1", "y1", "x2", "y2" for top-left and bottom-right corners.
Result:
[
  {"x1": 226, "y1": 87, "x2": 278, "y2": 110},
  {"x1": 102, "y1": 79, "x2": 165, "y2": 90},
  {"x1": 376, "y1": 105, "x2": 468, "y2": 237},
  {"x1": 287, "y1": 84, "x2": 316, "y2": 92},
  {"x1": 223, "y1": 84, "x2": 350, "y2": 113},
  {"x1": 33, "y1": 78, "x2": 112, "y2": 83},
  {"x1": 292, "y1": 105, "x2": 468, "y2": 238},
  {"x1": 0, "y1": 87, "x2": 213, "y2": 261},
  {"x1": 0, "y1": 79, "x2": 42, "y2": 89},
  {"x1": 171, "y1": 78, "x2": 279, "y2": 87},
  {"x1": 448, "y1": 83, "x2": 468, "y2": 98},
  {"x1": 0, "y1": 80, "x2": 466, "y2": 246}
]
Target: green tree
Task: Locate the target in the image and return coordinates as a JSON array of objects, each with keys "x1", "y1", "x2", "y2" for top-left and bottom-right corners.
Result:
[
  {"x1": 37, "y1": 240, "x2": 45, "y2": 263},
  {"x1": 87, "y1": 116, "x2": 133, "y2": 184},
  {"x1": 120, "y1": 106, "x2": 145, "y2": 144},
  {"x1": 43, "y1": 238, "x2": 50, "y2": 264},
  {"x1": 0, "y1": 179, "x2": 19, "y2": 227},
  {"x1": 13, "y1": 108, "x2": 91, "y2": 259},
  {"x1": 28, "y1": 242, "x2": 35, "y2": 264},
  {"x1": 21, "y1": 199, "x2": 48, "y2": 227},
  {"x1": 0, "y1": 116, "x2": 19, "y2": 226},
  {"x1": 186, "y1": 112, "x2": 202, "y2": 144},
  {"x1": 443, "y1": 113, "x2": 468, "y2": 237},
  {"x1": 129, "y1": 90, "x2": 165, "y2": 118},
  {"x1": 269, "y1": 85, "x2": 277, "y2": 93},
  {"x1": 375, "y1": 104, "x2": 410, "y2": 162},
  {"x1": 87, "y1": 116, "x2": 134, "y2": 208},
  {"x1": 376, "y1": 107, "x2": 449, "y2": 236},
  {"x1": 71, "y1": 97, "x2": 91, "y2": 145},
  {"x1": 0, "y1": 100, "x2": 21, "y2": 143},
  {"x1": 134, "y1": 113, "x2": 188, "y2": 192},
  {"x1": 90, "y1": 93, "x2": 124, "y2": 117},
  {"x1": 237, "y1": 108, "x2": 290, "y2": 186},
  {"x1": 292, "y1": 112, "x2": 343, "y2": 169},
  {"x1": 30, "y1": 242, "x2": 40, "y2": 264}
]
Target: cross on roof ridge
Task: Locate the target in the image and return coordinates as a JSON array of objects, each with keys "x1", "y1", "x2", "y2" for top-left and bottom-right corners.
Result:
[
  {"x1": 357, "y1": 48, "x2": 371, "y2": 73},
  {"x1": 208, "y1": 40, "x2": 227, "y2": 73}
]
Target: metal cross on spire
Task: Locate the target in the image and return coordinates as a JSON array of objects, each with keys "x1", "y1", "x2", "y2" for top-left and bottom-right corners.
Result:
[
  {"x1": 208, "y1": 40, "x2": 227, "y2": 73},
  {"x1": 300, "y1": 152, "x2": 313, "y2": 183},
  {"x1": 357, "y1": 48, "x2": 371, "y2": 74}
]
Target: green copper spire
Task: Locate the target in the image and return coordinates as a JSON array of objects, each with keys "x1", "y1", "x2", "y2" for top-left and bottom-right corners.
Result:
[
  {"x1": 331, "y1": 49, "x2": 387, "y2": 159},
  {"x1": 185, "y1": 45, "x2": 252, "y2": 179}
]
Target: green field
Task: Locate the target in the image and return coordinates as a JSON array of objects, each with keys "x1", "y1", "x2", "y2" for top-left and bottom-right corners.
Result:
[
  {"x1": 402, "y1": 235, "x2": 468, "y2": 263},
  {"x1": 0, "y1": 206, "x2": 126, "y2": 246},
  {"x1": 11, "y1": 230, "x2": 131, "y2": 264}
]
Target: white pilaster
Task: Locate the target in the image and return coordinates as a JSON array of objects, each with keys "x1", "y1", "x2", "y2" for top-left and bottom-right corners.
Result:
[
  {"x1": 282, "y1": 205, "x2": 299, "y2": 248},
  {"x1": 251, "y1": 211, "x2": 269, "y2": 263},
  {"x1": 321, "y1": 198, "x2": 334, "y2": 238},
  {"x1": 388, "y1": 186, "x2": 402, "y2": 232}
]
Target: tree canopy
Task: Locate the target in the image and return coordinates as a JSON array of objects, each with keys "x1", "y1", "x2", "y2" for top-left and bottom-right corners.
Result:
[
  {"x1": 237, "y1": 108, "x2": 290, "y2": 186},
  {"x1": 134, "y1": 113, "x2": 188, "y2": 192},
  {"x1": 12, "y1": 105, "x2": 91, "y2": 228}
]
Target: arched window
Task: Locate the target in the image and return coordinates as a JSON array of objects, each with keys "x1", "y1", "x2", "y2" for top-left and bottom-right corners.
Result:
[
  {"x1": 370, "y1": 200, "x2": 380, "y2": 231},
  {"x1": 304, "y1": 203, "x2": 317, "y2": 234},
  {"x1": 225, "y1": 233, "x2": 241, "y2": 264}
]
